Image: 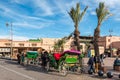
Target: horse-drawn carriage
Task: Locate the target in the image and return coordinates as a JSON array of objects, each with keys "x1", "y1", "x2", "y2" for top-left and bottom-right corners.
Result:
[
  {"x1": 24, "y1": 51, "x2": 39, "y2": 65},
  {"x1": 46, "y1": 50, "x2": 84, "y2": 76}
]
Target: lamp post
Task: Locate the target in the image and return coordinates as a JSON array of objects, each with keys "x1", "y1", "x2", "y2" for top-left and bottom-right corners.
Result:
[
  {"x1": 109, "y1": 29, "x2": 113, "y2": 57},
  {"x1": 6, "y1": 22, "x2": 13, "y2": 59}
]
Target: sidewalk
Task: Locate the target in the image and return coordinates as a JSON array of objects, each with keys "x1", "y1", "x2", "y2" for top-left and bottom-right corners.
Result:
[{"x1": 82, "y1": 57, "x2": 120, "y2": 80}]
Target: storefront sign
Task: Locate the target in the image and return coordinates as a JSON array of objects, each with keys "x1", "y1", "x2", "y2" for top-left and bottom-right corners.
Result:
[{"x1": 0, "y1": 48, "x2": 10, "y2": 52}]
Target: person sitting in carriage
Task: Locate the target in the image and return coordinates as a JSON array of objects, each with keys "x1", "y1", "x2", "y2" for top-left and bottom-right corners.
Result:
[{"x1": 53, "y1": 52, "x2": 61, "y2": 65}]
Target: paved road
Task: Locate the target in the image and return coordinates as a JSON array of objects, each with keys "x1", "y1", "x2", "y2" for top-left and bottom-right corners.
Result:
[{"x1": 0, "y1": 58, "x2": 119, "y2": 80}]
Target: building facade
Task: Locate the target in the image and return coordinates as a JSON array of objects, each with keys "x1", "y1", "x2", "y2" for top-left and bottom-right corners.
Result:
[
  {"x1": 0, "y1": 38, "x2": 70, "y2": 59},
  {"x1": 99, "y1": 36, "x2": 120, "y2": 56},
  {"x1": 0, "y1": 36, "x2": 93, "y2": 58},
  {"x1": 99, "y1": 36, "x2": 120, "y2": 49}
]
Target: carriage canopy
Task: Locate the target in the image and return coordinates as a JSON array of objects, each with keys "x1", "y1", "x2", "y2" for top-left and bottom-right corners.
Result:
[
  {"x1": 61, "y1": 50, "x2": 81, "y2": 56},
  {"x1": 26, "y1": 51, "x2": 38, "y2": 59}
]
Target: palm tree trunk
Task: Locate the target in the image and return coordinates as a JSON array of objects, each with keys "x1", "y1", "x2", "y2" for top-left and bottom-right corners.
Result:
[
  {"x1": 74, "y1": 27, "x2": 80, "y2": 51},
  {"x1": 94, "y1": 23, "x2": 100, "y2": 56},
  {"x1": 94, "y1": 23, "x2": 101, "y2": 72},
  {"x1": 61, "y1": 45, "x2": 64, "y2": 53}
]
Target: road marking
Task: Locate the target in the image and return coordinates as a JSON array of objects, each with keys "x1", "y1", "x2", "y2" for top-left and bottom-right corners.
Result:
[{"x1": 0, "y1": 65, "x2": 36, "y2": 80}]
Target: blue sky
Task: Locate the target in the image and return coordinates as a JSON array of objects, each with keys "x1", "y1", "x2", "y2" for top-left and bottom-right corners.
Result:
[{"x1": 0, "y1": 0, "x2": 120, "y2": 40}]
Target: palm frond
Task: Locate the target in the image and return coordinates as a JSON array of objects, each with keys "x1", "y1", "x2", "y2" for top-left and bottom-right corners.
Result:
[
  {"x1": 96, "y1": 2, "x2": 111, "y2": 24},
  {"x1": 68, "y1": 3, "x2": 88, "y2": 27},
  {"x1": 68, "y1": 7, "x2": 76, "y2": 23},
  {"x1": 79, "y1": 6, "x2": 88, "y2": 21}
]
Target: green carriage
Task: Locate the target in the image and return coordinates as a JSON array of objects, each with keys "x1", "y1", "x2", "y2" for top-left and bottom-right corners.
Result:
[
  {"x1": 26, "y1": 51, "x2": 38, "y2": 59},
  {"x1": 24, "y1": 51, "x2": 39, "y2": 65},
  {"x1": 46, "y1": 50, "x2": 84, "y2": 76}
]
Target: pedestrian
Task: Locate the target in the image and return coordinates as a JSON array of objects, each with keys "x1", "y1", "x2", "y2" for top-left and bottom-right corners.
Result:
[
  {"x1": 94, "y1": 55, "x2": 101, "y2": 73},
  {"x1": 41, "y1": 50, "x2": 49, "y2": 69},
  {"x1": 100, "y1": 54, "x2": 105, "y2": 65},
  {"x1": 87, "y1": 55, "x2": 95, "y2": 73},
  {"x1": 20, "y1": 52, "x2": 25, "y2": 65},
  {"x1": 17, "y1": 53, "x2": 21, "y2": 64},
  {"x1": 87, "y1": 46, "x2": 91, "y2": 57},
  {"x1": 114, "y1": 57, "x2": 119, "y2": 65}
]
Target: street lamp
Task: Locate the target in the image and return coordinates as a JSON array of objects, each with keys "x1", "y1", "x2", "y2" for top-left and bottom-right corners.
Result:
[
  {"x1": 109, "y1": 29, "x2": 113, "y2": 57},
  {"x1": 6, "y1": 22, "x2": 13, "y2": 59}
]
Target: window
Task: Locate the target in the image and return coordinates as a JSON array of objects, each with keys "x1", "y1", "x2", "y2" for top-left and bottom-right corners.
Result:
[
  {"x1": 32, "y1": 43, "x2": 37, "y2": 46},
  {"x1": 5, "y1": 43, "x2": 11, "y2": 46},
  {"x1": 19, "y1": 43, "x2": 24, "y2": 47},
  {"x1": 108, "y1": 39, "x2": 110, "y2": 42}
]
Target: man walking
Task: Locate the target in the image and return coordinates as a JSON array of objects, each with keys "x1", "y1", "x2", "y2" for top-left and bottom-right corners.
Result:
[
  {"x1": 87, "y1": 55, "x2": 95, "y2": 73},
  {"x1": 17, "y1": 53, "x2": 21, "y2": 64}
]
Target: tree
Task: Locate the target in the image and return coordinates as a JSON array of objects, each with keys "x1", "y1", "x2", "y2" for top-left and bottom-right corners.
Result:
[
  {"x1": 53, "y1": 41, "x2": 60, "y2": 52},
  {"x1": 53, "y1": 37, "x2": 67, "y2": 52},
  {"x1": 94, "y1": 2, "x2": 111, "y2": 56},
  {"x1": 68, "y1": 3, "x2": 88, "y2": 51},
  {"x1": 53, "y1": 33, "x2": 73, "y2": 52}
]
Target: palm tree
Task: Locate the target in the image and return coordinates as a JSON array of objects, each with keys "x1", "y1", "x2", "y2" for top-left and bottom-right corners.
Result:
[
  {"x1": 53, "y1": 37, "x2": 69, "y2": 52},
  {"x1": 94, "y1": 2, "x2": 111, "y2": 56},
  {"x1": 68, "y1": 3, "x2": 88, "y2": 51},
  {"x1": 53, "y1": 41, "x2": 60, "y2": 52},
  {"x1": 53, "y1": 33, "x2": 73, "y2": 52}
]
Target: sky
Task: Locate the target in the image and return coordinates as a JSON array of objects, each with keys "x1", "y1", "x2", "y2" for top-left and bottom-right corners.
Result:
[{"x1": 0, "y1": 0, "x2": 120, "y2": 41}]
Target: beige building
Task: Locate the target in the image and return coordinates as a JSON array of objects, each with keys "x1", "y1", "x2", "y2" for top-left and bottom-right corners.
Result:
[
  {"x1": 1, "y1": 36, "x2": 120, "y2": 58},
  {"x1": 99, "y1": 36, "x2": 120, "y2": 49},
  {"x1": 0, "y1": 37, "x2": 92, "y2": 58},
  {"x1": 0, "y1": 38, "x2": 59, "y2": 52},
  {"x1": 0, "y1": 38, "x2": 71, "y2": 58},
  {"x1": 99, "y1": 36, "x2": 120, "y2": 56}
]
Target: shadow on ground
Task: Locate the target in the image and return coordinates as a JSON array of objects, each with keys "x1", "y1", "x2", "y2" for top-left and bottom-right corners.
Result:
[
  {"x1": 3, "y1": 58, "x2": 120, "y2": 80},
  {"x1": 4, "y1": 59, "x2": 66, "y2": 77}
]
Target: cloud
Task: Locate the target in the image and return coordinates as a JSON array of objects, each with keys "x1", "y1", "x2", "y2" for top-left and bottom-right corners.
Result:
[
  {"x1": 13, "y1": 35, "x2": 30, "y2": 41},
  {"x1": 13, "y1": 19, "x2": 55, "y2": 30},
  {"x1": 33, "y1": 0, "x2": 76, "y2": 16},
  {"x1": 0, "y1": 4, "x2": 50, "y2": 22},
  {"x1": 13, "y1": 21, "x2": 53, "y2": 29},
  {"x1": 90, "y1": 11, "x2": 96, "y2": 15},
  {"x1": 0, "y1": 0, "x2": 120, "y2": 39},
  {"x1": 0, "y1": 4, "x2": 26, "y2": 21},
  {"x1": 115, "y1": 18, "x2": 120, "y2": 21},
  {"x1": 95, "y1": 0, "x2": 120, "y2": 8},
  {"x1": 81, "y1": 0, "x2": 120, "y2": 22},
  {"x1": 0, "y1": 3, "x2": 55, "y2": 30},
  {"x1": 10, "y1": 0, "x2": 22, "y2": 4},
  {"x1": 10, "y1": 0, "x2": 29, "y2": 5},
  {"x1": 0, "y1": 35, "x2": 9, "y2": 40},
  {"x1": 13, "y1": 22, "x2": 42, "y2": 29},
  {"x1": 0, "y1": 35, "x2": 29, "y2": 41},
  {"x1": 53, "y1": 0, "x2": 78, "y2": 15},
  {"x1": 33, "y1": 0, "x2": 54, "y2": 16}
]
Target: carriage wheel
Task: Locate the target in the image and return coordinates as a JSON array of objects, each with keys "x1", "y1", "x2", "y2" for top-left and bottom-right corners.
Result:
[
  {"x1": 59, "y1": 62, "x2": 67, "y2": 76},
  {"x1": 46, "y1": 62, "x2": 50, "y2": 72}
]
